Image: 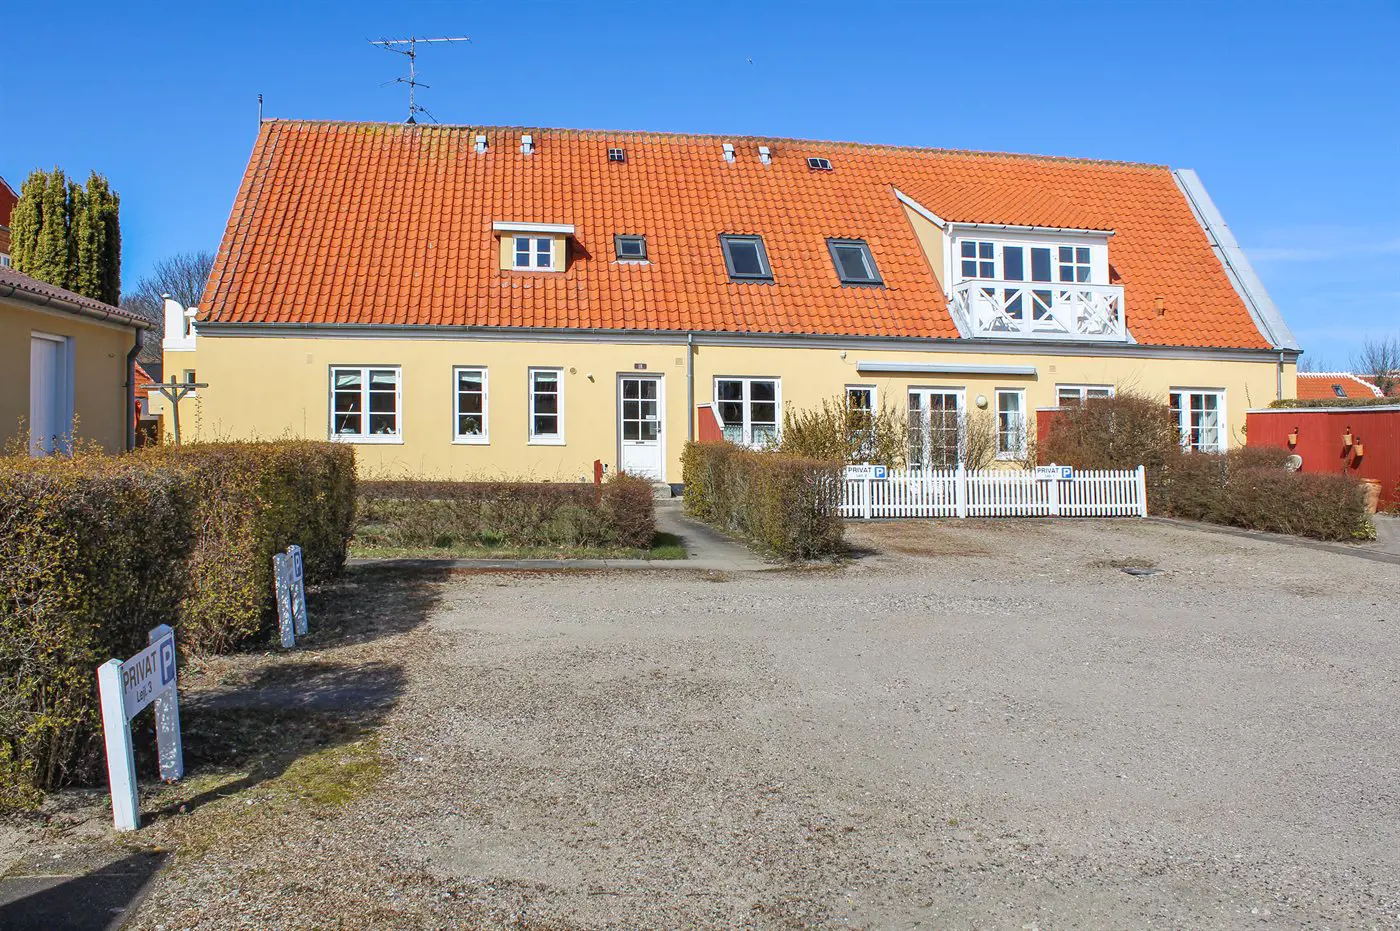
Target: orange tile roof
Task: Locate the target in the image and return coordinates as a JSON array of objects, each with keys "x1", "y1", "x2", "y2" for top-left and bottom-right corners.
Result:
[
  {"x1": 201, "y1": 120, "x2": 1273, "y2": 350},
  {"x1": 1295, "y1": 373, "x2": 1383, "y2": 400}
]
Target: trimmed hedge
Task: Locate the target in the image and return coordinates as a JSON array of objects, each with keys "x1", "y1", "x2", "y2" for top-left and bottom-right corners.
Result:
[
  {"x1": 1268, "y1": 397, "x2": 1400, "y2": 409},
  {"x1": 135, "y1": 442, "x2": 358, "y2": 654},
  {"x1": 682, "y1": 442, "x2": 843, "y2": 560},
  {"x1": 0, "y1": 456, "x2": 194, "y2": 804},
  {"x1": 357, "y1": 472, "x2": 654, "y2": 551},
  {"x1": 1161, "y1": 446, "x2": 1373, "y2": 541},
  {"x1": 0, "y1": 441, "x2": 356, "y2": 804}
]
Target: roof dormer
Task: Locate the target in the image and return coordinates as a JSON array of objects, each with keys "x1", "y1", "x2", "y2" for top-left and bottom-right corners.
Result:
[{"x1": 492, "y1": 221, "x2": 575, "y2": 273}]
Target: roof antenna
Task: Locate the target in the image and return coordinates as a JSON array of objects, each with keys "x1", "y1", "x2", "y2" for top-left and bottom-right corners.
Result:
[
  {"x1": 257, "y1": 93, "x2": 264, "y2": 124},
  {"x1": 369, "y1": 35, "x2": 471, "y2": 124}
]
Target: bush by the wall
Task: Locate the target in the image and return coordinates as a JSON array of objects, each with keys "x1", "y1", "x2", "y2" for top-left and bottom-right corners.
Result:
[
  {"x1": 135, "y1": 441, "x2": 357, "y2": 654},
  {"x1": 1268, "y1": 396, "x2": 1400, "y2": 409},
  {"x1": 1161, "y1": 446, "x2": 1372, "y2": 541},
  {"x1": 357, "y1": 473, "x2": 655, "y2": 551},
  {"x1": 682, "y1": 442, "x2": 843, "y2": 560},
  {"x1": 0, "y1": 455, "x2": 194, "y2": 804},
  {"x1": 1040, "y1": 390, "x2": 1183, "y2": 511}
]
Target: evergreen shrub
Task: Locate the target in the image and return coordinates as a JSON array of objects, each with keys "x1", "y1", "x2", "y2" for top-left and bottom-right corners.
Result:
[
  {"x1": 357, "y1": 472, "x2": 655, "y2": 551},
  {"x1": 681, "y1": 442, "x2": 843, "y2": 560},
  {"x1": 0, "y1": 455, "x2": 193, "y2": 804}
]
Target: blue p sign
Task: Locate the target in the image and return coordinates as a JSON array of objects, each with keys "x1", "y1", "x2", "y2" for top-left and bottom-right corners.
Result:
[{"x1": 159, "y1": 639, "x2": 176, "y2": 687}]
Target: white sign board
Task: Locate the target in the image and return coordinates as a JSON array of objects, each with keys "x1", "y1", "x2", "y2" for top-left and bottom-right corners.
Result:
[
  {"x1": 98, "y1": 625, "x2": 183, "y2": 831},
  {"x1": 274, "y1": 545, "x2": 309, "y2": 646},
  {"x1": 845, "y1": 464, "x2": 888, "y2": 480},
  {"x1": 1034, "y1": 464, "x2": 1074, "y2": 481}
]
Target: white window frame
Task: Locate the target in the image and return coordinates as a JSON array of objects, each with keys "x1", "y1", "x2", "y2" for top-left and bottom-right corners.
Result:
[
  {"x1": 714, "y1": 376, "x2": 781, "y2": 447},
  {"x1": 0, "y1": 253, "x2": 11, "y2": 268},
  {"x1": 907, "y1": 386, "x2": 966, "y2": 469},
  {"x1": 452, "y1": 366, "x2": 489, "y2": 444},
  {"x1": 1057, "y1": 245, "x2": 1092, "y2": 283},
  {"x1": 949, "y1": 229, "x2": 1110, "y2": 287},
  {"x1": 528, "y1": 367, "x2": 565, "y2": 445},
  {"x1": 844, "y1": 384, "x2": 875, "y2": 412},
  {"x1": 512, "y1": 235, "x2": 558, "y2": 271},
  {"x1": 328, "y1": 365, "x2": 403, "y2": 444},
  {"x1": 995, "y1": 388, "x2": 1027, "y2": 460},
  {"x1": 1170, "y1": 388, "x2": 1227, "y2": 454},
  {"x1": 1056, "y1": 384, "x2": 1115, "y2": 406}
]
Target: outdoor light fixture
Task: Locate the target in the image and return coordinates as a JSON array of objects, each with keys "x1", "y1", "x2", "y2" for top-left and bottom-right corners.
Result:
[
  {"x1": 1354, "y1": 440, "x2": 1365, "y2": 459},
  {"x1": 1287, "y1": 427, "x2": 1298, "y2": 446},
  {"x1": 1342, "y1": 428, "x2": 1354, "y2": 447},
  {"x1": 975, "y1": 394, "x2": 989, "y2": 409}
]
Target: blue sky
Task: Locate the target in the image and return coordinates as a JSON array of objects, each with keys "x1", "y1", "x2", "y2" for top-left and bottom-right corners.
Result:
[{"x1": 5, "y1": 0, "x2": 1395, "y2": 364}]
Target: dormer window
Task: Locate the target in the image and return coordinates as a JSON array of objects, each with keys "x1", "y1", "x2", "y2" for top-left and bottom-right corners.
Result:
[
  {"x1": 514, "y1": 236, "x2": 554, "y2": 270},
  {"x1": 960, "y1": 241, "x2": 996, "y2": 279},
  {"x1": 492, "y1": 222, "x2": 574, "y2": 273}
]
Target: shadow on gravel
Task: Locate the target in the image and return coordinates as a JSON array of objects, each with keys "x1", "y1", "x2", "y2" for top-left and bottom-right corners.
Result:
[
  {"x1": 135, "y1": 566, "x2": 455, "y2": 822},
  {"x1": 0, "y1": 849, "x2": 168, "y2": 931}
]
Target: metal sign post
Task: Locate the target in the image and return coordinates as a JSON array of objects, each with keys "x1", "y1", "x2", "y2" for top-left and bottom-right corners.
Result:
[
  {"x1": 288, "y1": 545, "x2": 308, "y2": 636},
  {"x1": 96, "y1": 625, "x2": 182, "y2": 832}
]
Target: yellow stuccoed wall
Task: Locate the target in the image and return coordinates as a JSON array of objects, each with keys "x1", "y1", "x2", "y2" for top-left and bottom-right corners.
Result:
[
  {"x1": 171, "y1": 333, "x2": 1294, "y2": 482},
  {"x1": 0, "y1": 297, "x2": 137, "y2": 453}
]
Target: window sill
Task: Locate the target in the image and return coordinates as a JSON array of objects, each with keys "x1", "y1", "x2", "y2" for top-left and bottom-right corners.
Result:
[
  {"x1": 528, "y1": 437, "x2": 566, "y2": 446},
  {"x1": 329, "y1": 434, "x2": 404, "y2": 445},
  {"x1": 453, "y1": 436, "x2": 490, "y2": 446}
]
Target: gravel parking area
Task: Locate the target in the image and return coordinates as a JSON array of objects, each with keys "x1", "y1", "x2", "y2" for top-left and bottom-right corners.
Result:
[{"x1": 123, "y1": 518, "x2": 1399, "y2": 929}]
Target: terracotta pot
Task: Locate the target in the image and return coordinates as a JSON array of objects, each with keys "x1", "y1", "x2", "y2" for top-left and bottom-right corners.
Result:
[{"x1": 1361, "y1": 478, "x2": 1382, "y2": 515}]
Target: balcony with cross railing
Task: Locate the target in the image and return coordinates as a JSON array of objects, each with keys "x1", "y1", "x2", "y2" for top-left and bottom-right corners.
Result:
[{"x1": 949, "y1": 281, "x2": 1128, "y2": 342}]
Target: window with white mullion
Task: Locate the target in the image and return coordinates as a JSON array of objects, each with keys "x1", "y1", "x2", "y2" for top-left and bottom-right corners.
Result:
[
  {"x1": 330, "y1": 366, "x2": 401, "y2": 441},
  {"x1": 1056, "y1": 384, "x2": 1114, "y2": 406},
  {"x1": 995, "y1": 389, "x2": 1027, "y2": 459},
  {"x1": 453, "y1": 367, "x2": 489, "y2": 443},
  {"x1": 513, "y1": 235, "x2": 555, "y2": 270},
  {"x1": 715, "y1": 377, "x2": 779, "y2": 447},
  {"x1": 1170, "y1": 389, "x2": 1225, "y2": 453},
  {"x1": 529, "y1": 368, "x2": 564, "y2": 443}
]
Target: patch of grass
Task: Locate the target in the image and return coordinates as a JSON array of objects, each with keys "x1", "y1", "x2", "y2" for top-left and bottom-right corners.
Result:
[{"x1": 350, "y1": 531, "x2": 687, "y2": 561}]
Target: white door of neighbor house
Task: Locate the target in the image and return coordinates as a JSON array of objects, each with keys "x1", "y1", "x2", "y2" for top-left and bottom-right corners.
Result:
[
  {"x1": 29, "y1": 333, "x2": 71, "y2": 457},
  {"x1": 618, "y1": 375, "x2": 664, "y2": 480}
]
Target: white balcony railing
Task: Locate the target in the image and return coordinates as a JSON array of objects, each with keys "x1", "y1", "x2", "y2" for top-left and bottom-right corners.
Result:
[{"x1": 949, "y1": 280, "x2": 1128, "y2": 342}]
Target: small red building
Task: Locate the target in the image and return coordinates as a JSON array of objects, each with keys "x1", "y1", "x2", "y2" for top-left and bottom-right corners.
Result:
[{"x1": 1247, "y1": 406, "x2": 1400, "y2": 509}]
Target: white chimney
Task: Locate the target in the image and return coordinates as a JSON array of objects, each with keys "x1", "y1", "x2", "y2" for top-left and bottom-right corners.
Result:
[
  {"x1": 758, "y1": 145, "x2": 772, "y2": 165},
  {"x1": 722, "y1": 143, "x2": 735, "y2": 163},
  {"x1": 475, "y1": 134, "x2": 487, "y2": 154},
  {"x1": 521, "y1": 134, "x2": 534, "y2": 155}
]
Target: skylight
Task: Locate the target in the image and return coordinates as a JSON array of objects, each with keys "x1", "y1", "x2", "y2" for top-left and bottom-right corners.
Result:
[
  {"x1": 807, "y1": 157, "x2": 833, "y2": 171},
  {"x1": 608, "y1": 147, "x2": 626, "y2": 163},
  {"x1": 615, "y1": 234, "x2": 647, "y2": 261}
]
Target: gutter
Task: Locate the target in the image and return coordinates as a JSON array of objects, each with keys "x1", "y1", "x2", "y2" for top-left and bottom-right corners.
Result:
[
  {"x1": 686, "y1": 332, "x2": 695, "y2": 444},
  {"x1": 0, "y1": 280, "x2": 150, "y2": 332},
  {"x1": 125, "y1": 340, "x2": 141, "y2": 451}
]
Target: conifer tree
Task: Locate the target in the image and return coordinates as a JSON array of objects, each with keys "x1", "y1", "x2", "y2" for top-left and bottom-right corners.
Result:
[{"x1": 10, "y1": 167, "x2": 121, "y2": 303}]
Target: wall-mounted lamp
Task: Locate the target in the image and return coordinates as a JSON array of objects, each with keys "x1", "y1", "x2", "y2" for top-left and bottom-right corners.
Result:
[
  {"x1": 1353, "y1": 441, "x2": 1365, "y2": 459},
  {"x1": 975, "y1": 394, "x2": 989, "y2": 409},
  {"x1": 1342, "y1": 428, "x2": 1354, "y2": 447},
  {"x1": 1287, "y1": 427, "x2": 1298, "y2": 447}
]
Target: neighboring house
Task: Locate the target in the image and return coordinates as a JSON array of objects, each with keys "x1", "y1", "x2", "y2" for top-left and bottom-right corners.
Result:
[
  {"x1": 0, "y1": 266, "x2": 149, "y2": 455},
  {"x1": 1294, "y1": 372, "x2": 1383, "y2": 401},
  {"x1": 164, "y1": 120, "x2": 1299, "y2": 482},
  {"x1": 0, "y1": 175, "x2": 16, "y2": 268},
  {"x1": 133, "y1": 361, "x2": 163, "y2": 446}
]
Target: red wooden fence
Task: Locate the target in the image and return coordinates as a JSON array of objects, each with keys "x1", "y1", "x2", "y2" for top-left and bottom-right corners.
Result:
[{"x1": 1246, "y1": 407, "x2": 1400, "y2": 508}]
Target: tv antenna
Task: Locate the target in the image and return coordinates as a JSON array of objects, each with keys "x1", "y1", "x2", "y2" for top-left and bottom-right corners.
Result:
[{"x1": 369, "y1": 35, "x2": 470, "y2": 124}]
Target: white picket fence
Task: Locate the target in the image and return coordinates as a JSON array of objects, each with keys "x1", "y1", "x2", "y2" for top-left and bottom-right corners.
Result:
[{"x1": 840, "y1": 466, "x2": 1147, "y2": 519}]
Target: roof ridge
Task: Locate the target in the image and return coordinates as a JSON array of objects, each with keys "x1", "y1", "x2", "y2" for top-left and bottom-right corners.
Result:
[{"x1": 257, "y1": 118, "x2": 1168, "y2": 170}]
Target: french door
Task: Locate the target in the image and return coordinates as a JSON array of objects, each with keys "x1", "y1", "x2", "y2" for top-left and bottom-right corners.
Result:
[{"x1": 908, "y1": 388, "x2": 962, "y2": 469}]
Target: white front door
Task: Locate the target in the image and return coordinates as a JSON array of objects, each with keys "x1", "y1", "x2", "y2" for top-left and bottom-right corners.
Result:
[
  {"x1": 618, "y1": 375, "x2": 664, "y2": 480},
  {"x1": 29, "y1": 333, "x2": 72, "y2": 457}
]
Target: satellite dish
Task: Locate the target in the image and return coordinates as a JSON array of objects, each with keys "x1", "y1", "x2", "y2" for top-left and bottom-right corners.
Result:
[{"x1": 1284, "y1": 454, "x2": 1303, "y2": 472}]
